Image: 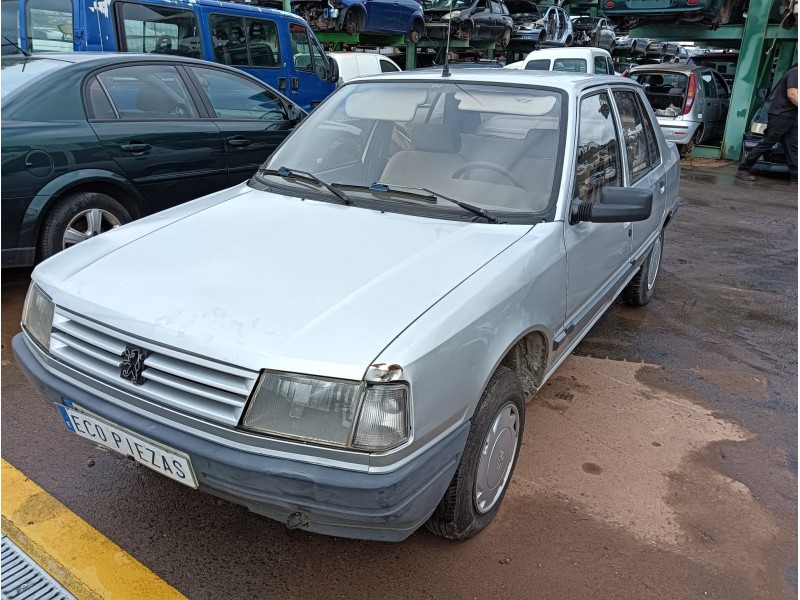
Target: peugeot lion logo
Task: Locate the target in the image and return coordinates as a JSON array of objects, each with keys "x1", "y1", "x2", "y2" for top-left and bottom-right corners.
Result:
[{"x1": 120, "y1": 346, "x2": 149, "y2": 385}]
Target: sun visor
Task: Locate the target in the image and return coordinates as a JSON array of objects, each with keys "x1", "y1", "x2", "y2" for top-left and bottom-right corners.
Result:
[
  {"x1": 454, "y1": 91, "x2": 558, "y2": 115},
  {"x1": 345, "y1": 88, "x2": 429, "y2": 121}
]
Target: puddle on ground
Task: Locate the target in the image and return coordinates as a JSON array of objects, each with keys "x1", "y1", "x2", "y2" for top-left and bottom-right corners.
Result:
[{"x1": 510, "y1": 355, "x2": 781, "y2": 590}]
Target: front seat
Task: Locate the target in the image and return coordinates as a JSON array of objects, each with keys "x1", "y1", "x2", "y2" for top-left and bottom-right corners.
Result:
[{"x1": 380, "y1": 124, "x2": 468, "y2": 187}]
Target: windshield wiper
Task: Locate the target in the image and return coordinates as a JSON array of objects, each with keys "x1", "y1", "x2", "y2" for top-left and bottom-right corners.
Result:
[
  {"x1": 373, "y1": 183, "x2": 502, "y2": 223},
  {"x1": 331, "y1": 182, "x2": 437, "y2": 203},
  {"x1": 258, "y1": 167, "x2": 352, "y2": 205}
]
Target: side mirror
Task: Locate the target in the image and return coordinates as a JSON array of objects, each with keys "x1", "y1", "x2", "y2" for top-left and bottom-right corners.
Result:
[
  {"x1": 756, "y1": 87, "x2": 767, "y2": 100},
  {"x1": 287, "y1": 104, "x2": 304, "y2": 122},
  {"x1": 327, "y1": 55, "x2": 339, "y2": 83},
  {"x1": 570, "y1": 187, "x2": 652, "y2": 224}
]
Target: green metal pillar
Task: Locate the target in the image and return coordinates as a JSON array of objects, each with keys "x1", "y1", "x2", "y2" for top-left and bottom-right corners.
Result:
[
  {"x1": 774, "y1": 40, "x2": 798, "y2": 82},
  {"x1": 406, "y1": 40, "x2": 417, "y2": 69},
  {"x1": 720, "y1": 0, "x2": 771, "y2": 160},
  {"x1": 283, "y1": 0, "x2": 291, "y2": 13}
]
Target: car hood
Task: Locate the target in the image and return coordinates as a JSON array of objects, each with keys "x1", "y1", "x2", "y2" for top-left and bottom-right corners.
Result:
[{"x1": 35, "y1": 185, "x2": 531, "y2": 380}]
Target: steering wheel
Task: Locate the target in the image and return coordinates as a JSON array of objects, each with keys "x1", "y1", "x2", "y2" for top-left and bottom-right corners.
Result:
[{"x1": 452, "y1": 162, "x2": 525, "y2": 188}]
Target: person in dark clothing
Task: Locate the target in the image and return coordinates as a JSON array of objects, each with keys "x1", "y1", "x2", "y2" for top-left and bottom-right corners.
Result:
[{"x1": 737, "y1": 65, "x2": 798, "y2": 183}]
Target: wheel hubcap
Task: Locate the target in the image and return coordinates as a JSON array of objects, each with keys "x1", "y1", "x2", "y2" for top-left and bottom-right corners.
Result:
[
  {"x1": 62, "y1": 208, "x2": 122, "y2": 250},
  {"x1": 475, "y1": 402, "x2": 520, "y2": 514},
  {"x1": 647, "y1": 236, "x2": 662, "y2": 291}
]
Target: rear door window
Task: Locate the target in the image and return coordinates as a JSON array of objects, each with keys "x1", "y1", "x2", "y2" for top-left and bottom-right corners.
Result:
[{"x1": 700, "y1": 71, "x2": 716, "y2": 98}]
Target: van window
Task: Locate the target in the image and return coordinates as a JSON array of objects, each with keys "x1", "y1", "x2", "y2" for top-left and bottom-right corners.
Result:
[
  {"x1": 209, "y1": 15, "x2": 280, "y2": 68},
  {"x1": 290, "y1": 22, "x2": 312, "y2": 72},
  {"x1": 594, "y1": 56, "x2": 609, "y2": 74},
  {"x1": 554, "y1": 59, "x2": 587, "y2": 73},
  {"x1": 524, "y1": 59, "x2": 551, "y2": 71},
  {"x1": 117, "y1": 2, "x2": 201, "y2": 58},
  {"x1": 26, "y1": 0, "x2": 72, "y2": 52},
  {"x1": 2, "y1": 0, "x2": 22, "y2": 54},
  {"x1": 379, "y1": 58, "x2": 399, "y2": 73}
]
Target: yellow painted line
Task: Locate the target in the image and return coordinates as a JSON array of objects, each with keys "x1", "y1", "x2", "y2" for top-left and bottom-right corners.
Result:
[{"x1": 1, "y1": 459, "x2": 187, "y2": 600}]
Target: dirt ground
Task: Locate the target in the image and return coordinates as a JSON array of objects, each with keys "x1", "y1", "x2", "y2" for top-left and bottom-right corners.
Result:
[{"x1": 1, "y1": 162, "x2": 796, "y2": 599}]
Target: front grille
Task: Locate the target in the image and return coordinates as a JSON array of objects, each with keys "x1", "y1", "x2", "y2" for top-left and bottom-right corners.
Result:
[{"x1": 49, "y1": 309, "x2": 259, "y2": 427}]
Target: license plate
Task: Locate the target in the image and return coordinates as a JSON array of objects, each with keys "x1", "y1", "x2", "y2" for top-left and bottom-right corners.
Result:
[{"x1": 57, "y1": 403, "x2": 198, "y2": 488}]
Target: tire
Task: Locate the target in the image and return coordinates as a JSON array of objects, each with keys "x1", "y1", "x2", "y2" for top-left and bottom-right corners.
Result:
[
  {"x1": 426, "y1": 366, "x2": 525, "y2": 541},
  {"x1": 623, "y1": 230, "x2": 663, "y2": 306},
  {"x1": 500, "y1": 27, "x2": 511, "y2": 48},
  {"x1": 39, "y1": 192, "x2": 131, "y2": 261}
]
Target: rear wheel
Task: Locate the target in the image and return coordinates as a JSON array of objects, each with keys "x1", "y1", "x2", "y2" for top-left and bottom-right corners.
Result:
[
  {"x1": 39, "y1": 192, "x2": 131, "y2": 261},
  {"x1": 426, "y1": 366, "x2": 525, "y2": 541},
  {"x1": 623, "y1": 230, "x2": 663, "y2": 306}
]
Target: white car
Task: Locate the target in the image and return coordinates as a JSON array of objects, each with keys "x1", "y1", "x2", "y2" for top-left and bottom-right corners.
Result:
[
  {"x1": 15, "y1": 70, "x2": 680, "y2": 543},
  {"x1": 506, "y1": 47, "x2": 616, "y2": 75},
  {"x1": 328, "y1": 51, "x2": 401, "y2": 85}
]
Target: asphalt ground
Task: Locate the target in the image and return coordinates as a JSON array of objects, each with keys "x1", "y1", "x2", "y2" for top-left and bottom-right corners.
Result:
[{"x1": 2, "y1": 161, "x2": 796, "y2": 599}]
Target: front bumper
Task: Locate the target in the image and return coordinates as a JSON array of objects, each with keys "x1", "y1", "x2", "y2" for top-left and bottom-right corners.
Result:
[{"x1": 13, "y1": 333, "x2": 469, "y2": 542}]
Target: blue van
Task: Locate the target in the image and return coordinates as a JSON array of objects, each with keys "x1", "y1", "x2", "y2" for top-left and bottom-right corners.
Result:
[{"x1": 1, "y1": 0, "x2": 338, "y2": 110}]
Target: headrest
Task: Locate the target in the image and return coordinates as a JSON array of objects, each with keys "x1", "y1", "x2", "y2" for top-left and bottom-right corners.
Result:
[
  {"x1": 137, "y1": 86, "x2": 172, "y2": 113},
  {"x1": 522, "y1": 128, "x2": 558, "y2": 158},
  {"x1": 648, "y1": 74, "x2": 663, "y2": 86},
  {"x1": 411, "y1": 124, "x2": 462, "y2": 153}
]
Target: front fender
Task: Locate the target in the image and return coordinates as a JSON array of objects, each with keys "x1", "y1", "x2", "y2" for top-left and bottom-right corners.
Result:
[{"x1": 19, "y1": 169, "x2": 146, "y2": 248}]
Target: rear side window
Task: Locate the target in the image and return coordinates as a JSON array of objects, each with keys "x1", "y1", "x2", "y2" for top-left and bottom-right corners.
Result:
[
  {"x1": 94, "y1": 65, "x2": 199, "y2": 120},
  {"x1": 553, "y1": 59, "x2": 587, "y2": 73},
  {"x1": 117, "y1": 2, "x2": 202, "y2": 59},
  {"x1": 524, "y1": 59, "x2": 551, "y2": 71},
  {"x1": 575, "y1": 92, "x2": 621, "y2": 202}
]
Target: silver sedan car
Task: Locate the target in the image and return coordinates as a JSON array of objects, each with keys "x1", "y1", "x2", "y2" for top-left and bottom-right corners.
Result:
[{"x1": 14, "y1": 70, "x2": 680, "y2": 542}]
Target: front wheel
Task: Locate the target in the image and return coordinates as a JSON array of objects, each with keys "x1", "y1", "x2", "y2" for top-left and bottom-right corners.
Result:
[
  {"x1": 39, "y1": 192, "x2": 131, "y2": 261},
  {"x1": 426, "y1": 366, "x2": 525, "y2": 541},
  {"x1": 623, "y1": 230, "x2": 663, "y2": 306}
]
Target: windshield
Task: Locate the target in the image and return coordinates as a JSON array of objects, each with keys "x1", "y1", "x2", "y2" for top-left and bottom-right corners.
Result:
[
  {"x1": 573, "y1": 17, "x2": 599, "y2": 25},
  {"x1": 259, "y1": 81, "x2": 565, "y2": 216},
  {"x1": 1, "y1": 57, "x2": 64, "y2": 98}
]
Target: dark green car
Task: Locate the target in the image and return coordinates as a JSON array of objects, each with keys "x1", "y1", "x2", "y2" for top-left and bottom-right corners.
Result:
[{"x1": 2, "y1": 52, "x2": 305, "y2": 267}]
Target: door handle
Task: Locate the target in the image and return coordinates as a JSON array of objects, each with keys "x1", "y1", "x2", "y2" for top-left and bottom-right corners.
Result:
[
  {"x1": 278, "y1": 77, "x2": 287, "y2": 91},
  {"x1": 120, "y1": 142, "x2": 151, "y2": 154},
  {"x1": 227, "y1": 137, "x2": 252, "y2": 148},
  {"x1": 659, "y1": 179, "x2": 666, "y2": 193},
  {"x1": 291, "y1": 77, "x2": 300, "y2": 90}
]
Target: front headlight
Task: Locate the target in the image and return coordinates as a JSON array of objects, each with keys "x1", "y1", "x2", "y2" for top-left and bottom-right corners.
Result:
[
  {"x1": 241, "y1": 372, "x2": 409, "y2": 451},
  {"x1": 441, "y1": 10, "x2": 464, "y2": 19},
  {"x1": 22, "y1": 283, "x2": 54, "y2": 351},
  {"x1": 750, "y1": 122, "x2": 767, "y2": 135}
]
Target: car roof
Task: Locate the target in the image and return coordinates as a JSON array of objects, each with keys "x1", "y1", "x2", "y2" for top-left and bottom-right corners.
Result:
[
  {"x1": 627, "y1": 63, "x2": 708, "y2": 74},
  {"x1": 524, "y1": 47, "x2": 611, "y2": 58},
  {"x1": 351, "y1": 69, "x2": 630, "y2": 93},
  {"x1": 0, "y1": 52, "x2": 219, "y2": 67}
]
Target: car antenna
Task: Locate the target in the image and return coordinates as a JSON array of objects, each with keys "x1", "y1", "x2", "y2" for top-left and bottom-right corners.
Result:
[
  {"x1": 442, "y1": 0, "x2": 453, "y2": 76},
  {"x1": 2, "y1": 36, "x2": 30, "y2": 57}
]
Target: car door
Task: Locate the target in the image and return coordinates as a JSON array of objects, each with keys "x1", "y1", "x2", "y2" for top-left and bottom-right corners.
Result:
[
  {"x1": 184, "y1": 65, "x2": 299, "y2": 185},
  {"x1": 472, "y1": 0, "x2": 492, "y2": 39},
  {"x1": 698, "y1": 69, "x2": 720, "y2": 141},
  {"x1": 287, "y1": 23, "x2": 333, "y2": 110},
  {"x1": 711, "y1": 70, "x2": 730, "y2": 136},
  {"x1": 611, "y1": 88, "x2": 666, "y2": 257},
  {"x1": 564, "y1": 90, "x2": 631, "y2": 329},
  {"x1": 86, "y1": 63, "x2": 228, "y2": 214}
]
